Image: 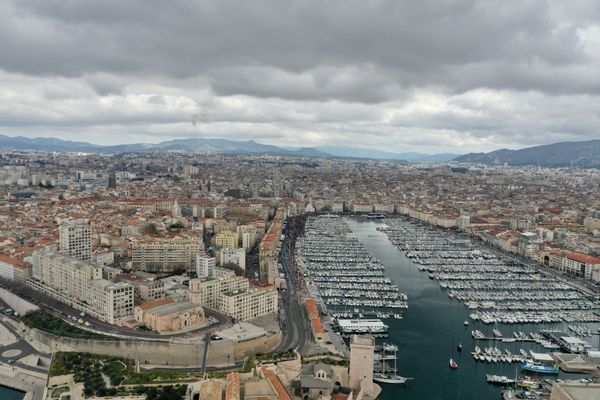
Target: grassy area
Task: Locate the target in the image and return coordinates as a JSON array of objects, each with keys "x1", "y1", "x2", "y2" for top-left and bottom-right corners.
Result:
[
  {"x1": 49, "y1": 385, "x2": 69, "y2": 399},
  {"x1": 132, "y1": 385, "x2": 187, "y2": 400},
  {"x1": 51, "y1": 352, "x2": 204, "y2": 398},
  {"x1": 242, "y1": 355, "x2": 256, "y2": 373},
  {"x1": 22, "y1": 310, "x2": 108, "y2": 340},
  {"x1": 255, "y1": 349, "x2": 296, "y2": 363}
]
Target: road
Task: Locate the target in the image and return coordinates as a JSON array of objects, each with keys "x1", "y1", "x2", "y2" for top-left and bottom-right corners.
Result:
[
  {"x1": 275, "y1": 216, "x2": 312, "y2": 354},
  {"x1": 1, "y1": 280, "x2": 231, "y2": 341}
]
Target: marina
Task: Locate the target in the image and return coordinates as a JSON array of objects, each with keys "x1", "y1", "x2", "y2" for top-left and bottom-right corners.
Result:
[
  {"x1": 302, "y1": 217, "x2": 599, "y2": 400},
  {"x1": 298, "y1": 215, "x2": 408, "y2": 316},
  {"x1": 378, "y1": 217, "x2": 600, "y2": 326}
]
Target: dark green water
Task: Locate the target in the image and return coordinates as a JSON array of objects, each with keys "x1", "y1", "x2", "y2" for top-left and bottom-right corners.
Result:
[
  {"x1": 346, "y1": 219, "x2": 593, "y2": 400},
  {"x1": 0, "y1": 386, "x2": 25, "y2": 400}
]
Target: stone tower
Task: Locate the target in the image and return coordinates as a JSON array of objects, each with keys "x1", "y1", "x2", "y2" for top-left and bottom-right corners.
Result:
[{"x1": 348, "y1": 335, "x2": 375, "y2": 397}]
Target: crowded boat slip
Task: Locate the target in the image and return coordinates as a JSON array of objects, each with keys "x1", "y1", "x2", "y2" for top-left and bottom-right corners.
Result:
[
  {"x1": 378, "y1": 218, "x2": 600, "y2": 326},
  {"x1": 297, "y1": 215, "x2": 408, "y2": 316}
]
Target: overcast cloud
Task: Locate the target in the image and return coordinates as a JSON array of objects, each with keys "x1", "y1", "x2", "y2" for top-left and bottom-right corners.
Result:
[{"x1": 1, "y1": 0, "x2": 600, "y2": 153}]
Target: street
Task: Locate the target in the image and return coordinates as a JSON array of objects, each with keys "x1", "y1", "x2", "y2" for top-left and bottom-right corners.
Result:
[{"x1": 275, "y1": 216, "x2": 311, "y2": 353}]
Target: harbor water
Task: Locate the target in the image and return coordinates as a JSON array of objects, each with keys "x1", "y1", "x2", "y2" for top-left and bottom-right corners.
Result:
[
  {"x1": 0, "y1": 385, "x2": 25, "y2": 400},
  {"x1": 345, "y1": 218, "x2": 593, "y2": 400}
]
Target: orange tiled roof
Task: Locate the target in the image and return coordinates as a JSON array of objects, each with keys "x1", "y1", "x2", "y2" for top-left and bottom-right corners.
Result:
[
  {"x1": 261, "y1": 368, "x2": 292, "y2": 400},
  {"x1": 566, "y1": 252, "x2": 600, "y2": 265},
  {"x1": 311, "y1": 318, "x2": 325, "y2": 335},
  {"x1": 305, "y1": 298, "x2": 319, "y2": 318},
  {"x1": 0, "y1": 255, "x2": 29, "y2": 270},
  {"x1": 226, "y1": 372, "x2": 240, "y2": 400},
  {"x1": 136, "y1": 298, "x2": 174, "y2": 310}
]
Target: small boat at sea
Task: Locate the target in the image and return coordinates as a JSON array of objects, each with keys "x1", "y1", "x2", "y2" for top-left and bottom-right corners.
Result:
[
  {"x1": 464, "y1": 320, "x2": 469, "y2": 326},
  {"x1": 449, "y1": 358, "x2": 458, "y2": 369},
  {"x1": 457, "y1": 343, "x2": 463, "y2": 352},
  {"x1": 486, "y1": 374, "x2": 515, "y2": 386}
]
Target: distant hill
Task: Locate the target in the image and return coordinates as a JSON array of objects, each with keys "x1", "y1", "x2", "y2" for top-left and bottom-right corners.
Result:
[
  {"x1": 0, "y1": 134, "x2": 456, "y2": 161},
  {"x1": 0, "y1": 135, "x2": 329, "y2": 157},
  {"x1": 454, "y1": 139, "x2": 600, "y2": 168},
  {"x1": 317, "y1": 145, "x2": 458, "y2": 162}
]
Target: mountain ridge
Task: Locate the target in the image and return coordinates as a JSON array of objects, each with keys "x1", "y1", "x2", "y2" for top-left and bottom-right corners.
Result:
[
  {"x1": 453, "y1": 139, "x2": 600, "y2": 168},
  {"x1": 0, "y1": 134, "x2": 452, "y2": 161}
]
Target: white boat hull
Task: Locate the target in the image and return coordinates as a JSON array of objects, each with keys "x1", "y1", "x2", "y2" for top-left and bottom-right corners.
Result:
[{"x1": 373, "y1": 375, "x2": 411, "y2": 384}]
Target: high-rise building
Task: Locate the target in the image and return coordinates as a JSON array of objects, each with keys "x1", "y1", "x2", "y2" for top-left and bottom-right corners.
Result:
[
  {"x1": 131, "y1": 236, "x2": 203, "y2": 273},
  {"x1": 108, "y1": 171, "x2": 117, "y2": 188},
  {"x1": 196, "y1": 251, "x2": 216, "y2": 278},
  {"x1": 349, "y1": 335, "x2": 375, "y2": 397},
  {"x1": 59, "y1": 219, "x2": 92, "y2": 261}
]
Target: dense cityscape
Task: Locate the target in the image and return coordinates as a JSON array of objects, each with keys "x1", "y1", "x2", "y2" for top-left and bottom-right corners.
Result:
[{"x1": 0, "y1": 150, "x2": 598, "y2": 399}]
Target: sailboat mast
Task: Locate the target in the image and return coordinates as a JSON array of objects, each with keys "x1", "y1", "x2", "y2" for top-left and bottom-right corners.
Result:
[{"x1": 382, "y1": 343, "x2": 385, "y2": 375}]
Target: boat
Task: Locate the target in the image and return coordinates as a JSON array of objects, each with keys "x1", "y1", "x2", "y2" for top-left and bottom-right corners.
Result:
[
  {"x1": 493, "y1": 328, "x2": 502, "y2": 338},
  {"x1": 520, "y1": 361, "x2": 560, "y2": 374},
  {"x1": 486, "y1": 374, "x2": 515, "y2": 386},
  {"x1": 457, "y1": 343, "x2": 462, "y2": 352},
  {"x1": 373, "y1": 342, "x2": 412, "y2": 385},
  {"x1": 517, "y1": 376, "x2": 542, "y2": 389},
  {"x1": 373, "y1": 375, "x2": 413, "y2": 384},
  {"x1": 449, "y1": 358, "x2": 458, "y2": 369},
  {"x1": 464, "y1": 319, "x2": 469, "y2": 326}
]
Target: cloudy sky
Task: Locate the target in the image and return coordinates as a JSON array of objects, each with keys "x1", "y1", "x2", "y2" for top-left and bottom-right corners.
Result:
[{"x1": 1, "y1": 0, "x2": 600, "y2": 154}]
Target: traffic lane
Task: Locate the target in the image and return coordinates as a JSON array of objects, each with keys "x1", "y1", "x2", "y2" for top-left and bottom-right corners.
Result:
[{"x1": 30, "y1": 296, "x2": 230, "y2": 340}]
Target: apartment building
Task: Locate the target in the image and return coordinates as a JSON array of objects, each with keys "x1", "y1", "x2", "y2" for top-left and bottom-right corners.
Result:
[
  {"x1": 188, "y1": 275, "x2": 249, "y2": 309},
  {"x1": 556, "y1": 252, "x2": 600, "y2": 281},
  {"x1": 138, "y1": 280, "x2": 165, "y2": 302},
  {"x1": 351, "y1": 202, "x2": 374, "y2": 213},
  {"x1": 218, "y1": 248, "x2": 246, "y2": 270},
  {"x1": 59, "y1": 219, "x2": 92, "y2": 261},
  {"x1": 0, "y1": 255, "x2": 31, "y2": 283},
  {"x1": 219, "y1": 286, "x2": 278, "y2": 321},
  {"x1": 237, "y1": 225, "x2": 258, "y2": 251},
  {"x1": 29, "y1": 248, "x2": 134, "y2": 324},
  {"x1": 131, "y1": 236, "x2": 202, "y2": 272},
  {"x1": 196, "y1": 252, "x2": 216, "y2": 278},
  {"x1": 213, "y1": 231, "x2": 239, "y2": 249}
]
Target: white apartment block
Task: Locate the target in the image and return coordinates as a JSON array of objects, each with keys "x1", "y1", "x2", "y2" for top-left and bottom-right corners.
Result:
[
  {"x1": 218, "y1": 248, "x2": 246, "y2": 270},
  {"x1": 351, "y1": 203, "x2": 374, "y2": 213},
  {"x1": 188, "y1": 275, "x2": 249, "y2": 309},
  {"x1": 59, "y1": 219, "x2": 92, "y2": 261},
  {"x1": 219, "y1": 286, "x2": 278, "y2": 321},
  {"x1": 28, "y1": 248, "x2": 134, "y2": 324},
  {"x1": 196, "y1": 252, "x2": 216, "y2": 278},
  {"x1": 131, "y1": 237, "x2": 202, "y2": 272},
  {"x1": 237, "y1": 225, "x2": 258, "y2": 251}
]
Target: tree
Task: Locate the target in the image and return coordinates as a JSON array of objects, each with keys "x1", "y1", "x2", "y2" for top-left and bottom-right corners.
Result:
[{"x1": 221, "y1": 262, "x2": 244, "y2": 276}]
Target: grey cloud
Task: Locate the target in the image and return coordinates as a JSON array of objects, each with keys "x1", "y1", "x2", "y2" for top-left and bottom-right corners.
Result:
[
  {"x1": 0, "y1": 1, "x2": 600, "y2": 153},
  {"x1": 1, "y1": 0, "x2": 595, "y2": 99}
]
